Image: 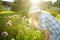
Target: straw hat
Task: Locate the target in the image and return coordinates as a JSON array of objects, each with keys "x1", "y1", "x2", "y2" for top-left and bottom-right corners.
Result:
[{"x1": 29, "y1": 5, "x2": 40, "y2": 14}]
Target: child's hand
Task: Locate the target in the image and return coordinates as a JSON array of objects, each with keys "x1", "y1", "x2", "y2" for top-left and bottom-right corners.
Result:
[
  {"x1": 29, "y1": 18, "x2": 41, "y2": 30},
  {"x1": 45, "y1": 30, "x2": 50, "y2": 40}
]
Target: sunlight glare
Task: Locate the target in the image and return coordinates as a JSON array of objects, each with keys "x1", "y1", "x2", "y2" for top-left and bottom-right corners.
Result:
[{"x1": 31, "y1": 0, "x2": 40, "y2": 4}]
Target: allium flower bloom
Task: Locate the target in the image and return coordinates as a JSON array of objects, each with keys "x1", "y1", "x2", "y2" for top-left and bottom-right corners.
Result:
[
  {"x1": 19, "y1": 30, "x2": 22, "y2": 32},
  {"x1": 11, "y1": 38, "x2": 15, "y2": 40},
  {"x1": 25, "y1": 27, "x2": 30, "y2": 30},
  {"x1": 25, "y1": 18, "x2": 28, "y2": 21},
  {"x1": 36, "y1": 30, "x2": 41, "y2": 33},
  {"x1": 12, "y1": 15, "x2": 20, "y2": 18},
  {"x1": 29, "y1": 18, "x2": 32, "y2": 25},
  {"x1": 24, "y1": 26, "x2": 26, "y2": 27},
  {"x1": 1, "y1": 32, "x2": 8, "y2": 37},
  {"x1": 8, "y1": 16, "x2": 11, "y2": 18},
  {"x1": 22, "y1": 16, "x2": 26, "y2": 20},
  {"x1": 4, "y1": 17, "x2": 8, "y2": 18},
  {"x1": 7, "y1": 20, "x2": 12, "y2": 26}
]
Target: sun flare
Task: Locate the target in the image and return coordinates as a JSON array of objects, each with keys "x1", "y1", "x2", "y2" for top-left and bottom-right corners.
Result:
[{"x1": 31, "y1": 0, "x2": 40, "y2": 4}]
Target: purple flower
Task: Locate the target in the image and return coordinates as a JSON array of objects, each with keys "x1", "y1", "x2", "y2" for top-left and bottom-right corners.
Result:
[{"x1": 1, "y1": 32, "x2": 8, "y2": 37}]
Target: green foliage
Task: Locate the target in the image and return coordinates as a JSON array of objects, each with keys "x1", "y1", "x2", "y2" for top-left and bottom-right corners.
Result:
[
  {"x1": 45, "y1": 7, "x2": 58, "y2": 17},
  {"x1": 0, "y1": 11, "x2": 45, "y2": 40},
  {"x1": 56, "y1": 14, "x2": 60, "y2": 22},
  {"x1": 39, "y1": 1, "x2": 53, "y2": 10},
  {"x1": 0, "y1": 13, "x2": 20, "y2": 40},
  {"x1": 0, "y1": 0, "x2": 60, "y2": 40},
  {"x1": 45, "y1": 7, "x2": 60, "y2": 22},
  {"x1": 0, "y1": 0, "x2": 2, "y2": 11},
  {"x1": 55, "y1": 0, "x2": 60, "y2": 7}
]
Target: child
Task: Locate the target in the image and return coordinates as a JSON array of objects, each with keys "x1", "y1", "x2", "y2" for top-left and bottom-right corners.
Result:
[{"x1": 29, "y1": 5, "x2": 60, "y2": 40}]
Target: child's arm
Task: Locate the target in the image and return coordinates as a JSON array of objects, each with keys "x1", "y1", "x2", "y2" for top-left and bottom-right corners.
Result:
[
  {"x1": 45, "y1": 30, "x2": 50, "y2": 40},
  {"x1": 29, "y1": 18, "x2": 41, "y2": 30}
]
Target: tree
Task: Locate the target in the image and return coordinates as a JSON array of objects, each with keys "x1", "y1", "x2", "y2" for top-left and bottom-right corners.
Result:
[
  {"x1": 0, "y1": 0, "x2": 2, "y2": 11},
  {"x1": 39, "y1": 1, "x2": 53, "y2": 10},
  {"x1": 11, "y1": 0, "x2": 31, "y2": 11},
  {"x1": 54, "y1": 0, "x2": 60, "y2": 7}
]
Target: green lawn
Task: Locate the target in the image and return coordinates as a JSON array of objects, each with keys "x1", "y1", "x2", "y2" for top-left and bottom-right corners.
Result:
[{"x1": 0, "y1": 11, "x2": 14, "y2": 14}]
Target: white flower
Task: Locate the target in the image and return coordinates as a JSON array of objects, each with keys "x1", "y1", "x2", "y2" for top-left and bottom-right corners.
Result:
[
  {"x1": 19, "y1": 30, "x2": 22, "y2": 32},
  {"x1": 4, "y1": 17, "x2": 8, "y2": 18},
  {"x1": 12, "y1": 15, "x2": 20, "y2": 18},
  {"x1": 7, "y1": 20, "x2": 12, "y2": 26},
  {"x1": 11, "y1": 38, "x2": 15, "y2": 40},
  {"x1": 22, "y1": 16, "x2": 26, "y2": 20},
  {"x1": 23, "y1": 16, "x2": 26, "y2": 18},
  {"x1": 24, "y1": 26, "x2": 26, "y2": 27},
  {"x1": 25, "y1": 27, "x2": 30, "y2": 30},
  {"x1": 25, "y1": 18, "x2": 28, "y2": 21},
  {"x1": 29, "y1": 18, "x2": 32, "y2": 24},
  {"x1": 8, "y1": 16, "x2": 11, "y2": 18},
  {"x1": 36, "y1": 30, "x2": 41, "y2": 33}
]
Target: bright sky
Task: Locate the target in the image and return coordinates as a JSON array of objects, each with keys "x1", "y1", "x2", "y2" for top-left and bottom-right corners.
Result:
[
  {"x1": 42, "y1": 0, "x2": 57, "y2": 3},
  {"x1": 2, "y1": 0, "x2": 15, "y2": 2},
  {"x1": 2, "y1": 0, "x2": 57, "y2": 3}
]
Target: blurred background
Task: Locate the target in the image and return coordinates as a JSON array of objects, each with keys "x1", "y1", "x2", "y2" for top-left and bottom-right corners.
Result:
[{"x1": 0, "y1": 0, "x2": 60, "y2": 40}]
